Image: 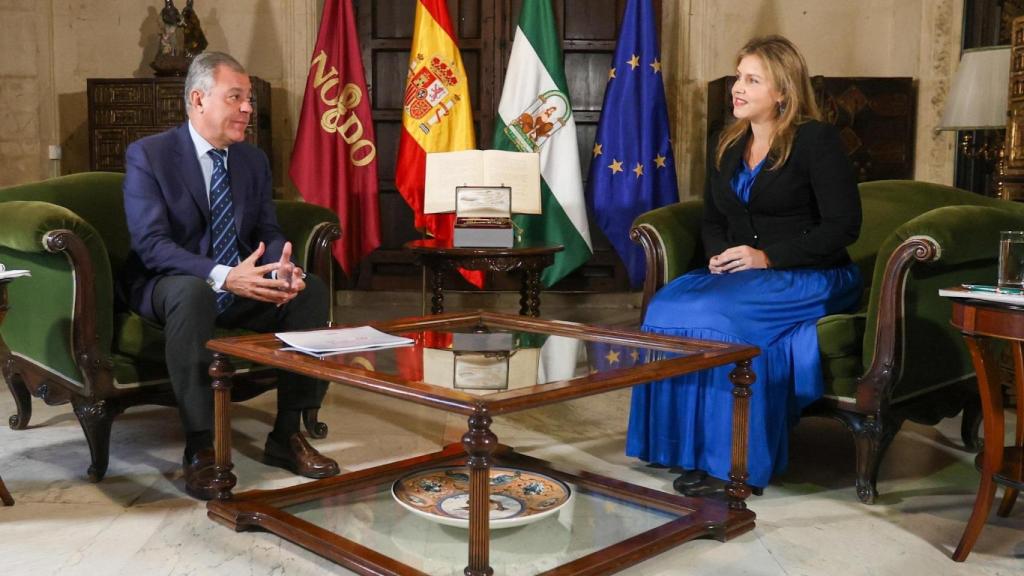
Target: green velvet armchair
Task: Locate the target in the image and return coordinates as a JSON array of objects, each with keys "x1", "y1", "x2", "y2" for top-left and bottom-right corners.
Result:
[
  {"x1": 630, "y1": 180, "x2": 1024, "y2": 503},
  {"x1": 0, "y1": 172, "x2": 340, "y2": 481}
]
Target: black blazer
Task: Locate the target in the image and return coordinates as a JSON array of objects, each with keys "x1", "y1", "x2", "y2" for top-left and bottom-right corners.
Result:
[{"x1": 702, "y1": 120, "x2": 861, "y2": 269}]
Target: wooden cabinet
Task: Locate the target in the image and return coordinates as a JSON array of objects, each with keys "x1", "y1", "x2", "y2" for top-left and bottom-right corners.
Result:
[
  {"x1": 87, "y1": 77, "x2": 272, "y2": 172},
  {"x1": 707, "y1": 76, "x2": 916, "y2": 182}
]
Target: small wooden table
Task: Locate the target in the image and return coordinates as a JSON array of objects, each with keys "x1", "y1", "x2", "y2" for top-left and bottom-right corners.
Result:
[
  {"x1": 404, "y1": 239, "x2": 563, "y2": 316},
  {"x1": 0, "y1": 278, "x2": 16, "y2": 505},
  {"x1": 205, "y1": 312, "x2": 760, "y2": 575},
  {"x1": 947, "y1": 295, "x2": 1024, "y2": 561}
]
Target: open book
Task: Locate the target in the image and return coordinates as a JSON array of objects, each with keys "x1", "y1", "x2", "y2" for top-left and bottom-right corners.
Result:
[
  {"x1": 275, "y1": 326, "x2": 414, "y2": 357},
  {"x1": 424, "y1": 150, "x2": 541, "y2": 215}
]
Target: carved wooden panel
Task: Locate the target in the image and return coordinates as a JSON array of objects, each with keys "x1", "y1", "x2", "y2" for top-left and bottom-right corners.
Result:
[
  {"x1": 1002, "y1": 16, "x2": 1024, "y2": 200},
  {"x1": 707, "y1": 76, "x2": 916, "y2": 183},
  {"x1": 87, "y1": 77, "x2": 272, "y2": 172}
]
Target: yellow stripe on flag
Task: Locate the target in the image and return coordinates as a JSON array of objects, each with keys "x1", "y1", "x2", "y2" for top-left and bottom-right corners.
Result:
[{"x1": 401, "y1": 2, "x2": 474, "y2": 150}]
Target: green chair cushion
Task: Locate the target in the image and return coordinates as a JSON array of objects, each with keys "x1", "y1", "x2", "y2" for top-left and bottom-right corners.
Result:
[
  {"x1": 110, "y1": 354, "x2": 171, "y2": 389},
  {"x1": 113, "y1": 312, "x2": 263, "y2": 372},
  {"x1": 817, "y1": 313, "x2": 866, "y2": 401}
]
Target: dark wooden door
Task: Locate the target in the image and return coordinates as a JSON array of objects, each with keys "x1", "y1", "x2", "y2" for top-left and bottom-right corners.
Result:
[{"x1": 355, "y1": 0, "x2": 658, "y2": 291}]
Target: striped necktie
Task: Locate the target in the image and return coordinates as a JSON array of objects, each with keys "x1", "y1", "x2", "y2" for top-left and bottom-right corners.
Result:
[{"x1": 208, "y1": 149, "x2": 239, "y2": 313}]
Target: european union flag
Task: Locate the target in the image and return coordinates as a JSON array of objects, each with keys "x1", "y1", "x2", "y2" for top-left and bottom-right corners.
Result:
[
  {"x1": 585, "y1": 341, "x2": 646, "y2": 374},
  {"x1": 585, "y1": 0, "x2": 678, "y2": 288}
]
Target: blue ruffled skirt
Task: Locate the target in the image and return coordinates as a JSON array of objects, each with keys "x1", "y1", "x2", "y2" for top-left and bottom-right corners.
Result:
[{"x1": 626, "y1": 264, "x2": 862, "y2": 487}]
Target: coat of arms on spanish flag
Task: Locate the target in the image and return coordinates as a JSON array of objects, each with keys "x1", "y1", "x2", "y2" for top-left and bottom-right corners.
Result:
[{"x1": 395, "y1": 0, "x2": 476, "y2": 244}]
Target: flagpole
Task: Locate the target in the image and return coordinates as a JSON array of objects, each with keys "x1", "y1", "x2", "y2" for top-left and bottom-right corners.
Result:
[{"x1": 421, "y1": 228, "x2": 428, "y2": 315}]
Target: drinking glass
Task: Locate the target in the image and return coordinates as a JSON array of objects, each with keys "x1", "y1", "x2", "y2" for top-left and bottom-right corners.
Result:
[{"x1": 998, "y1": 230, "x2": 1024, "y2": 291}]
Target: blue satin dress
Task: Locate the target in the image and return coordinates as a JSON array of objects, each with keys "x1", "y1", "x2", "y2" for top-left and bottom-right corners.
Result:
[{"x1": 625, "y1": 159, "x2": 862, "y2": 488}]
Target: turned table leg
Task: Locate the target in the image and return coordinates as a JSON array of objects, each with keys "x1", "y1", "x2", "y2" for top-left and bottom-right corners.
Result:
[
  {"x1": 210, "y1": 353, "x2": 238, "y2": 500},
  {"x1": 429, "y1": 264, "x2": 445, "y2": 315},
  {"x1": 727, "y1": 359, "x2": 755, "y2": 510},
  {"x1": 463, "y1": 405, "x2": 497, "y2": 576},
  {"x1": 520, "y1": 267, "x2": 542, "y2": 317}
]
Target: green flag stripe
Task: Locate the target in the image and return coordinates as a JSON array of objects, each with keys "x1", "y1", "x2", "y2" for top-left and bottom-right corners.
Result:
[
  {"x1": 494, "y1": 119, "x2": 590, "y2": 286},
  {"x1": 515, "y1": 1, "x2": 571, "y2": 97},
  {"x1": 521, "y1": 180, "x2": 593, "y2": 286}
]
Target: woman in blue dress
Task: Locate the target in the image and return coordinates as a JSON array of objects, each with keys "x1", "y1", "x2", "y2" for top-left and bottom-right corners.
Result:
[{"x1": 626, "y1": 35, "x2": 863, "y2": 497}]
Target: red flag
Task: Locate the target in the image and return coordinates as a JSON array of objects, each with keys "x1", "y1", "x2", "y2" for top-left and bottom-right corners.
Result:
[{"x1": 290, "y1": 0, "x2": 380, "y2": 276}]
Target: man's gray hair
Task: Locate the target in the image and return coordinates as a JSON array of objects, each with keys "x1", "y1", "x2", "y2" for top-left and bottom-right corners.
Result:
[{"x1": 183, "y1": 52, "x2": 246, "y2": 111}]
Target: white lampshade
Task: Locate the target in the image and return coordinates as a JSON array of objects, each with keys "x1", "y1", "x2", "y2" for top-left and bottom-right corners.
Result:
[{"x1": 939, "y1": 46, "x2": 1010, "y2": 130}]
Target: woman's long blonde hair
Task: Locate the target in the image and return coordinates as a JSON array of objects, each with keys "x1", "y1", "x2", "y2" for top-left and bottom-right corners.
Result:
[{"x1": 714, "y1": 35, "x2": 820, "y2": 171}]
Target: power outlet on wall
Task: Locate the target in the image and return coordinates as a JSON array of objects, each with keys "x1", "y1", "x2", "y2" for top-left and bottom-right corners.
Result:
[{"x1": 48, "y1": 145, "x2": 62, "y2": 160}]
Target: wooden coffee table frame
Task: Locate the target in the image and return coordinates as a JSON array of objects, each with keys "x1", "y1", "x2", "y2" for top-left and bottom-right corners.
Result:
[{"x1": 205, "y1": 312, "x2": 760, "y2": 575}]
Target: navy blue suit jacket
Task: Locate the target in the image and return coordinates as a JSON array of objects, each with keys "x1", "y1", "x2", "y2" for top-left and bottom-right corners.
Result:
[{"x1": 120, "y1": 123, "x2": 287, "y2": 320}]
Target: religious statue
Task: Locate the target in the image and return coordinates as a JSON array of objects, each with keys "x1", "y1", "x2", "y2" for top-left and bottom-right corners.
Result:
[
  {"x1": 181, "y1": 0, "x2": 208, "y2": 59},
  {"x1": 157, "y1": 0, "x2": 182, "y2": 58},
  {"x1": 151, "y1": 0, "x2": 206, "y2": 77}
]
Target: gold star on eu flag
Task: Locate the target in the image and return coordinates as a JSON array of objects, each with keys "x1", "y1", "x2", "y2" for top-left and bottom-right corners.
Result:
[
  {"x1": 628, "y1": 54, "x2": 640, "y2": 70},
  {"x1": 633, "y1": 162, "x2": 644, "y2": 177},
  {"x1": 608, "y1": 67, "x2": 616, "y2": 79},
  {"x1": 608, "y1": 159, "x2": 623, "y2": 174},
  {"x1": 654, "y1": 154, "x2": 667, "y2": 168},
  {"x1": 605, "y1": 349, "x2": 620, "y2": 364},
  {"x1": 593, "y1": 143, "x2": 603, "y2": 157},
  {"x1": 650, "y1": 58, "x2": 662, "y2": 74}
]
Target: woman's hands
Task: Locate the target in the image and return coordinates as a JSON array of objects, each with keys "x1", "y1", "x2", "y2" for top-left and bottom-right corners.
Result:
[{"x1": 709, "y1": 245, "x2": 771, "y2": 274}]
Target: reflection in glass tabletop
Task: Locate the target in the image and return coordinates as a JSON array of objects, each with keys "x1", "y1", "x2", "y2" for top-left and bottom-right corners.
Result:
[
  {"x1": 206, "y1": 312, "x2": 756, "y2": 416},
  {"x1": 287, "y1": 479, "x2": 679, "y2": 576},
  {"x1": 205, "y1": 312, "x2": 760, "y2": 576}
]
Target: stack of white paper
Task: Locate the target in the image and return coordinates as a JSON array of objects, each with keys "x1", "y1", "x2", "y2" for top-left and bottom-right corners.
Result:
[
  {"x1": 0, "y1": 264, "x2": 31, "y2": 281},
  {"x1": 275, "y1": 326, "x2": 414, "y2": 357},
  {"x1": 939, "y1": 285, "x2": 1024, "y2": 306}
]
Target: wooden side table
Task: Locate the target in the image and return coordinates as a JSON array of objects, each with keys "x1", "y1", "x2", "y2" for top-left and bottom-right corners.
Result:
[
  {"x1": 404, "y1": 239, "x2": 563, "y2": 317},
  {"x1": 0, "y1": 278, "x2": 16, "y2": 505},
  {"x1": 947, "y1": 296, "x2": 1024, "y2": 561}
]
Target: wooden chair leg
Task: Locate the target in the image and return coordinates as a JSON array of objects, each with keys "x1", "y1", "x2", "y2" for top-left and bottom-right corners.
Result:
[
  {"x1": 953, "y1": 475, "x2": 998, "y2": 561},
  {"x1": 4, "y1": 369, "x2": 32, "y2": 430},
  {"x1": 998, "y1": 341, "x2": 1024, "y2": 518},
  {"x1": 302, "y1": 407, "x2": 328, "y2": 439},
  {"x1": 851, "y1": 413, "x2": 901, "y2": 504},
  {"x1": 0, "y1": 476, "x2": 13, "y2": 506},
  {"x1": 299, "y1": 405, "x2": 327, "y2": 436},
  {"x1": 997, "y1": 487, "x2": 1019, "y2": 517},
  {"x1": 960, "y1": 393, "x2": 983, "y2": 453},
  {"x1": 72, "y1": 398, "x2": 119, "y2": 482}
]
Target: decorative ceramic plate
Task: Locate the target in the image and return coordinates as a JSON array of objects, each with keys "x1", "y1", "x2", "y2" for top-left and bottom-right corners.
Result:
[{"x1": 392, "y1": 466, "x2": 573, "y2": 529}]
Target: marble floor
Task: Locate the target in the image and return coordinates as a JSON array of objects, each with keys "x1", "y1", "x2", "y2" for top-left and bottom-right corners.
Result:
[{"x1": 0, "y1": 291, "x2": 1021, "y2": 575}]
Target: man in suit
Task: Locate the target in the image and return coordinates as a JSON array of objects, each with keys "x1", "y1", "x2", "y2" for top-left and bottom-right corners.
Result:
[{"x1": 121, "y1": 52, "x2": 339, "y2": 500}]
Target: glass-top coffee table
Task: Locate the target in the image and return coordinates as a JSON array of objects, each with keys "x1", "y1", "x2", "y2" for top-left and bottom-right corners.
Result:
[{"x1": 205, "y1": 311, "x2": 760, "y2": 575}]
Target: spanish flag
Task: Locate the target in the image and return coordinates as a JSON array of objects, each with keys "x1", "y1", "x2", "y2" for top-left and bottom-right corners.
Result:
[{"x1": 395, "y1": 0, "x2": 476, "y2": 247}]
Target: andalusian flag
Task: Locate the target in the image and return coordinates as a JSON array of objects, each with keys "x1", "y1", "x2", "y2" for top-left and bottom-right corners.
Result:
[
  {"x1": 493, "y1": 0, "x2": 592, "y2": 287},
  {"x1": 396, "y1": 0, "x2": 475, "y2": 244}
]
